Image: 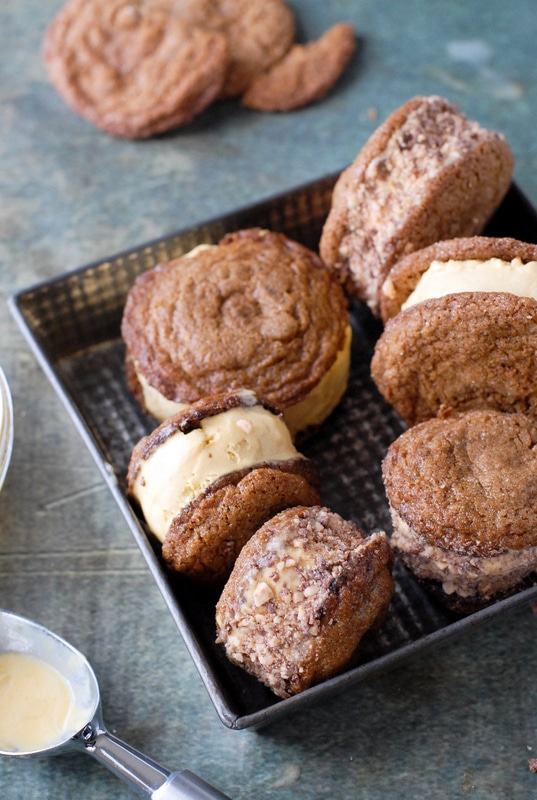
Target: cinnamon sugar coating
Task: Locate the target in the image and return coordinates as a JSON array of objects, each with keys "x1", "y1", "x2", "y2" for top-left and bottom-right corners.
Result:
[
  {"x1": 320, "y1": 95, "x2": 513, "y2": 316},
  {"x1": 216, "y1": 506, "x2": 393, "y2": 697},
  {"x1": 121, "y1": 228, "x2": 349, "y2": 412}
]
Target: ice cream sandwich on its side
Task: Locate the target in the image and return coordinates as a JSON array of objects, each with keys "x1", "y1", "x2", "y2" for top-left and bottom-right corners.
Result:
[
  {"x1": 320, "y1": 95, "x2": 513, "y2": 316},
  {"x1": 371, "y1": 236, "x2": 537, "y2": 427},
  {"x1": 216, "y1": 505, "x2": 394, "y2": 696},
  {"x1": 383, "y1": 409, "x2": 537, "y2": 614},
  {"x1": 127, "y1": 390, "x2": 321, "y2": 584}
]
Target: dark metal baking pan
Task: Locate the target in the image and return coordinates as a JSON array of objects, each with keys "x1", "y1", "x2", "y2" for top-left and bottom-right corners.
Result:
[{"x1": 9, "y1": 173, "x2": 537, "y2": 730}]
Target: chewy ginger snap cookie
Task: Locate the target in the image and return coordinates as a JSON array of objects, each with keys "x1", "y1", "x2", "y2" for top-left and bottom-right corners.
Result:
[
  {"x1": 151, "y1": 0, "x2": 297, "y2": 98},
  {"x1": 383, "y1": 409, "x2": 537, "y2": 614},
  {"x1": 379, "y1": 236, "x2": 537, "y2": 322},
  {"x1": 121, "y1": 228, "x2": 351, "y2": 438},
  {"x1": 215, "y1": 505, "x2": 394, "y2": 697},
  {"x1": 242, "y1": 22, "x2": 356, "y2": 112},
  {"x1": 127, "y1": 390, "x2": 321, "y2": 584},
  {"x1": 43, "y1": 0, "x2": 229, "y2": 139},
  {"x1": 319, "y1": 95, "x2": 513, "y2": 316},
  {"x1": 370, "y1": 291, "x2": 537, "y2": 427}
]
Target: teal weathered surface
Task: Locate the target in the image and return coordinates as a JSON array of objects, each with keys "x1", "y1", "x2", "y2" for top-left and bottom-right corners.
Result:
[{"x1": 1, "y1": 1, "x2": 537, "y2": 797}]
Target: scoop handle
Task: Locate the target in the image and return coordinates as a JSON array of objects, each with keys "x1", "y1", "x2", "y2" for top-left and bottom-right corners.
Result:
[
  {"x1": 153, "y1": 770, "x2": 233, "y2": 800},
  {"x1": 79, "y1": 718, "x2": 232, "y2": 799}
]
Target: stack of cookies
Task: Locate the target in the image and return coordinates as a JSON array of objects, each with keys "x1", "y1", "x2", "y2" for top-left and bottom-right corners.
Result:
[
  {"x1": 42, "y1": 0, "x2": 356, "y2": 138},
  {"x1": 320, "y1": 94, "x2": 537, "y2": 614},
  {"x1": 375, "y1": 235, "x2": 537, "y2": 614}
]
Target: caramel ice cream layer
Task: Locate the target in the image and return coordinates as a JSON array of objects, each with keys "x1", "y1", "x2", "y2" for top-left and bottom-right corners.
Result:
[
  {"x1": 130, "y1": 405, "x2": 302, "y2": 543},
  {"x1": 402, "y1": 257, "x2": 537, "y2": 310},
  {"x1": 282, "y1": 323, "x2": 351, "y2": 437},
  {"x1": 137, "y1": 324, "x2": 352, "y2": 437}
]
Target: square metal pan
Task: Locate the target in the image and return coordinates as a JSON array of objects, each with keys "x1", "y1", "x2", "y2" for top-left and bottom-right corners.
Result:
[{"x1": 10, "y1": 173, "x2": 537, "y2": 729}]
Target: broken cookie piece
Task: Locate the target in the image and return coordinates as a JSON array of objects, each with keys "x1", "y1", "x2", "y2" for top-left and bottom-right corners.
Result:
[{"x1": 242, "y1": 22, "x2": 356, "y2": 112}]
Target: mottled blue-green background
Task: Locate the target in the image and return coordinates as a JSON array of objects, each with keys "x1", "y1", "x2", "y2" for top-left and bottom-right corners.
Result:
[{"x1": 1, "y1": 1, "x2": 537, "y2": 798}]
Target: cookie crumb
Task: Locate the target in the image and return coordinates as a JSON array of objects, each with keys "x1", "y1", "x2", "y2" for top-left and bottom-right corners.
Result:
[{"x1": 528, "y1": 758, "x2": 537, "y2": 773}]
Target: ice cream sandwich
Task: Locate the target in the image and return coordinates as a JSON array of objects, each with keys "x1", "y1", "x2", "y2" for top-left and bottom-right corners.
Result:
[
  {"x1": 319, "y1": 95, "x2": 513, "y2": 316},
  {"x1": 127, "y1": 390, "x2": 321, "y2": 583},
  {"x1": 121, "y1": 228, "x2": 351, "y2": 439},
  {"x1": 383, "y1": 409, "x2": 537, "y2": 613},
  {"x1": 371, "y1": 236, "x2": 537, "y2": 426},
  {"x1": 380, "y1": 236, "x2": 537, "y2": 322},
  {"x1": 216, "y1": 505, "x2": 394, "y2": 696}
]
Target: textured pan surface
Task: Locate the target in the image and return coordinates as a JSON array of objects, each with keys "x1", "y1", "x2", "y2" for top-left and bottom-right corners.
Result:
[{"x1": 10, "y1": 174, "x2": 537, "y2": 729}]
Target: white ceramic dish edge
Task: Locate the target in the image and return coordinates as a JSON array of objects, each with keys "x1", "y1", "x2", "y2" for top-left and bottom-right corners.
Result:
[{"x1": 0, "y1": 366, "x2": 14, "y2": 493}]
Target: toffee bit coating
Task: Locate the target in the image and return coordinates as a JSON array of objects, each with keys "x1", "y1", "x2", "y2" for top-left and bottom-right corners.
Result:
[
  {"x1": 371, "y1": 291, "x2": 537, "y2": 427},
  {"x1": 242, "y1": 22, "x2": 356, "y2": 112},
  {"x1": 121, "y1": 228, "x2": 349, "y2": 414},
  {"x1": 216, "y1": 506, "x2": 394, "y2": 697},
  {"x1": 319, "y1": 95, "x2": 513, "y2": 316},
  {"x1": 43, "y1": 0, "x2": 229, "y2": 139},
  {"x1": 383, "y1": 410, "x2": 537, "y2": 613}
]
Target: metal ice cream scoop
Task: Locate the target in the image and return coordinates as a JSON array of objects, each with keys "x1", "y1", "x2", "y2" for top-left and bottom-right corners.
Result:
[{"x1": 0, "y1": 609, "x2": 232, "y2": 799}]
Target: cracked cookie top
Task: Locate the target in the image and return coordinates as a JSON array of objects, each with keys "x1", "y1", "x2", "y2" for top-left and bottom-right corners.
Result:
[{"x1": 121, "y1": 228, "x2": 349, "y2": 412}]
